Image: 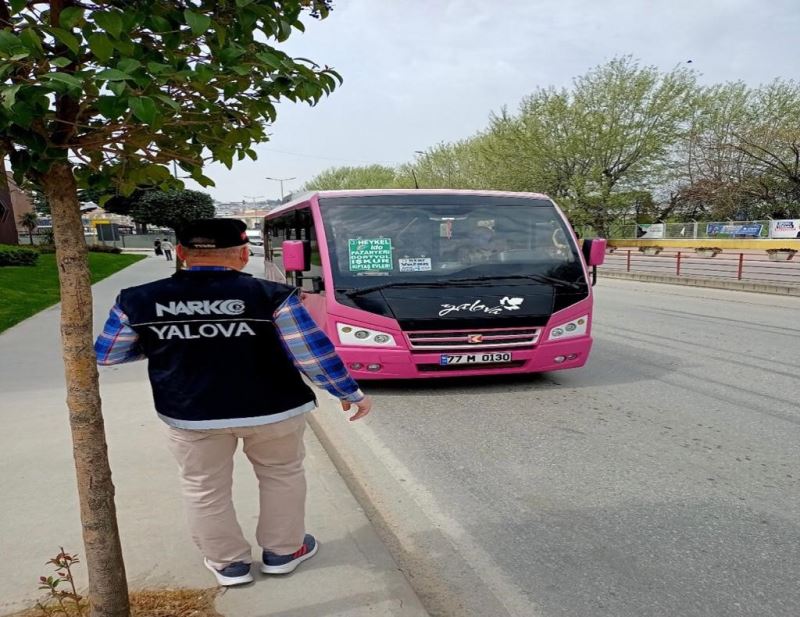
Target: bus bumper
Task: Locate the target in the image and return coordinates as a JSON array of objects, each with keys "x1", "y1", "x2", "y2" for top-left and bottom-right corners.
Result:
[{"x1": 336, "y1": 337, "x2": 593, "y2": 380}]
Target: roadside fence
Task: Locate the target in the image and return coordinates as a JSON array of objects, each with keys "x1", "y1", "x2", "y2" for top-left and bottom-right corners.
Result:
[{"x1": 603, "y1": 247, "x2": 800, "y2": 287}]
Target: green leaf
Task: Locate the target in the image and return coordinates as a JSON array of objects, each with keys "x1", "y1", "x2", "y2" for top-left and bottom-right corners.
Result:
[
  {"x1": 108, "y1": 80, "x2": 127, "y2": 97},
  {"x1": 10, "y1": 0, "x2": 26, "y2": 12},
  {"x1": 95, "y1": 95, "x2": 127, "y2": 119},
  {"x1": 194, "y1": 174, "x2": 216, "y2": 188},
  {"x1": 50, "y1": 57, "x2": 72, "y2": 68},
  {"x1": 9, "y1": 99, "x2": 34, "y2": 127},
  {"x1": 1, "y1": 84, "x2": 21, "y2": 109},
  {"x1": 147, "y1": 62, "x2": 172, "y2": 74},
  {"x1": 256, "y1": 51, "x2": 282, "y2": 69},
  {"x1": 129, "y1": 96, "x2": 158, "y2": 125},
  {"x1": 219, "y1": 46, "x2": 245, "y2": 64},
  {"x1": 236, "y1": 0, "x2": 255, "y2": 6},
  {"x1": 184, "y1": 10, "x2": 211, "y2": 36},
  {"x1": 96, "y1": 68, "x2": 135, "y2": 81},
  {"x1": 112, "y1": 39, "x2": 135, "y2": 57},
  {"x1": 87, "y1": 33, "x2": 114, "y2": 62},
  {"x1": 19, "y1": 28, "x2": 45, "y2": 54},
  {"x1": 148, "y1": 15, "x2": 172, "y2": 33},
  {"x1": 117, "y1": 58, "x2": 141, "y2": 73},
  {"x1": 94, "y1": 11, "x2": 123, "y2": 39},
  {"x1": 44, "y1": 72, "x2": 84, "y2": 90},
  {"x1": 0, "y1": 30, "x2": 23, "y2": 53},
  {"x1": 47, "y1": 27, "x2": 81, "y2": 55},
  {"x1": 278, "y1": 20, "x2": 292, "y2": 41},
  {"x1": 59, "y1": 7, "x2": 85, "y2": 30},
  {"x1": 153, "y1": 93, "x2": 181, "y2": 111}
]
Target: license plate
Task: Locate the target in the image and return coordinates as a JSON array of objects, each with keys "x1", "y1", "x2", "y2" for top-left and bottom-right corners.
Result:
[{"x1": 439, "y1": 352, "x2": 512, "y2": 366}]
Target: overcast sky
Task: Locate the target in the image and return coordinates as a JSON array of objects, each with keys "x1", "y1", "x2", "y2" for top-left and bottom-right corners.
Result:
[{"x1": 187, "y1": 0, "x2": 800, "y2": 203}]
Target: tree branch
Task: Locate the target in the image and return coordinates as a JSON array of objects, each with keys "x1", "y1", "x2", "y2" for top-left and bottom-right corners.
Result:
[{"x1": 0, "y1": 1, "x2": 11, "y2": 28}]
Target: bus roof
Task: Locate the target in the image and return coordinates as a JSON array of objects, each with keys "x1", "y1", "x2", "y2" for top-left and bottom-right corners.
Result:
[{"x1": 265, "y1": 189, "x2": 553, "y2": 218}]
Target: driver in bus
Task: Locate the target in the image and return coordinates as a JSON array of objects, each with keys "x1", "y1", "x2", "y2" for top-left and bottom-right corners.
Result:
[{"x1": 459, "y1": 220, "x2": 508, "y2": 263}]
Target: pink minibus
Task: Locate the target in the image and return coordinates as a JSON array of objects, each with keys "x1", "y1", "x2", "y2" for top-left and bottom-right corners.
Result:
[{"x1": 263, "y1": 190, "x2": 605, "y2": 380}]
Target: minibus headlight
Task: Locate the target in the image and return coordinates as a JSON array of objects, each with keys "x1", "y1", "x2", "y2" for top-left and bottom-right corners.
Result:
[
  {"x1": 337, "y1": 323, "x2": 397, "y2": 347},
  {"x1": 548, "y1": 316, "x2": 589, "y2": 341}
]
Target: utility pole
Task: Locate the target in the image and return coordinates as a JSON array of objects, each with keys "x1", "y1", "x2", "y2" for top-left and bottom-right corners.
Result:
[
  {"x1": 413, "y1": 150, "x2": 427, "y2": 189},
  {"x1": 265, "y1": 176, "x2": 295, "y2": 201}
]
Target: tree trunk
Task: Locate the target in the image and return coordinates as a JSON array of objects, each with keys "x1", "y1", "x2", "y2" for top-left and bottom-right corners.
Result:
[
  {"x1": 28, "y1": 229, "x2": 34, "y2": 245},
  {"x1": 40, "y1": 161, "x2": 130, "y2": 617}
]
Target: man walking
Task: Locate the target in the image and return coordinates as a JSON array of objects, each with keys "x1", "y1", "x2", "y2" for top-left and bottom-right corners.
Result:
[
  {"x1": 161, "y1": 237, "x2": 174, "y2": 261},
  {"x1": 94, "y1": 219, "x2": 372, "y2": 586}
]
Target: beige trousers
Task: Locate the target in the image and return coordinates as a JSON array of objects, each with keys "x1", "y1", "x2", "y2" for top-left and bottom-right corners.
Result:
[{"x1": 165, "y1": 414, "x2": 307, "y2": 568}]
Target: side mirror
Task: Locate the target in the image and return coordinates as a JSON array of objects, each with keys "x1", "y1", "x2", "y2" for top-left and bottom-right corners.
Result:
[
  {"x1": 282, "y1": 240, "x2": 308, "y2": 272},
  {"x1": 582, "y1": 238, "x2": 607, "y2": 266},
  {"x1": 582, "y1": 238, "x2": 607, "y2": 287}
]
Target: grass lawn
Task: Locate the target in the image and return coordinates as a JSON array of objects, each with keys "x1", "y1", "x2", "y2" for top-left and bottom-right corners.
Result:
[{"x1": 0, "y1": 253, "x2": 145, "y2": 333}]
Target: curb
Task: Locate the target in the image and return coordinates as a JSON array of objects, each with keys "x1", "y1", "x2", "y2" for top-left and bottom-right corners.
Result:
[
  {"x1": 599, "y1": 270, "x2": 800, "y2": 296},
  {"x1": 307, "y1": 410, "x2": 459, "y2": 617},
  {"x1": 308, "y1": 401, "x2": 533, "y2": 617}
]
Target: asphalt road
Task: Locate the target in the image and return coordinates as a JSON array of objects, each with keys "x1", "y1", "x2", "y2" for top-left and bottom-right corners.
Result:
[{"x1": 339, "y1": 279, "x2": 800, "y2": 617}]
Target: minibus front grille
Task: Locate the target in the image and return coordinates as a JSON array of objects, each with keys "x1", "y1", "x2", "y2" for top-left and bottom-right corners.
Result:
[{"x1": 406, "y1": 327, "x2": 540, "y2": 351}]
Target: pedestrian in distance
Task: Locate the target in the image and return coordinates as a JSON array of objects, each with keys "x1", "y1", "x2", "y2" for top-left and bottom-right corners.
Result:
[
  {"x1": 161, "y1": 238, "x2": 174, "y2": 261},
  {"x1": 94, "y1": 218, "x2": 373, "y2": 586},
  {"x1": 153, "y1": 238, "x2": 163, "y2": 256}
]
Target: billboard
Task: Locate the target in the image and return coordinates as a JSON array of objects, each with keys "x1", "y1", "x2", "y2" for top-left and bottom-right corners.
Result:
[
  {"x1": 706, "y1": 223, "x2": 763, "y2": 237},
  {"x1": 769, "y1": 219, "x2": 800, "y2": 239},
  {"x1": 636, "y1": 223, "x2": 665, "y2": 239}
]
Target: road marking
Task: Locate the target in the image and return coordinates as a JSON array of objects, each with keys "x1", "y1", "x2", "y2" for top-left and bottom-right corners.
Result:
[{"x1": 340, "y1": 404, "x2": 539, "y2": 617}]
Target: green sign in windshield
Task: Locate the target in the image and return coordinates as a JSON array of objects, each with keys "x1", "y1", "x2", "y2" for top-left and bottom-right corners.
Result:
[{"x1": 348, "y1": 238, "x2": 393, "y2": 271}]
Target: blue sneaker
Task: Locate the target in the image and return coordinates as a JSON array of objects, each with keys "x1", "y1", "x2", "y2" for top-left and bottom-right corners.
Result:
[
  {"x1": 203, "y1": 559, "x2": 254, "y2": 586},
  {"x1": 260, "y1": 534, "x2": 319, "y2": 574}
]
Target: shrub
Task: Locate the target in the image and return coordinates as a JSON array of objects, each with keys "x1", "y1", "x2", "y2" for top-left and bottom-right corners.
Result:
[
  {"x1": 40, "y1": 228, "x2": 55, "y2": 244},
  {"x1": 39, "y1": 244, "x2": 123, "y2": 255},
  {"x1": 638, "y1": 246, "x2": 662, "y2": 255},
  {"x1": 87, "y1": 244, "x2": 122, "y2": 254},
  {"x1": 695, "y1": 247, "x2": 722, "y2": 253},
  {"x1": 0, "y1": 244, "x2": 39, "y2": 266}
]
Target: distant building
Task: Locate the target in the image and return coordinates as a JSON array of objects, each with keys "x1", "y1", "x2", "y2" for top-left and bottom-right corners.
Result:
[
  {"x1": 0, "y1": 167, "x2": 34, "y2": 245},
  {"x1": 218, "y1": 209, "x2": 273, "y2": 230}
]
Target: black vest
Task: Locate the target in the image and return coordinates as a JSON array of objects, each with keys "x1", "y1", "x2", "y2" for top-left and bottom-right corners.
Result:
[{"x1": 119, "y1": 270, "x2": 316, "y2": 428}]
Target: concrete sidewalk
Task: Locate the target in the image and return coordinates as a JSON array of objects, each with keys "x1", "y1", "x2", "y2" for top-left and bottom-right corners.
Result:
[{"x1": 0, "y1": 255, "x2": 428, "y2": 617}]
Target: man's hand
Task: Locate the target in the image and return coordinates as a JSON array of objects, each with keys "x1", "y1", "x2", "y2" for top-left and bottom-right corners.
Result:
[{"x1": 341, "y1": 395, "x2": 373, "y2": 421}]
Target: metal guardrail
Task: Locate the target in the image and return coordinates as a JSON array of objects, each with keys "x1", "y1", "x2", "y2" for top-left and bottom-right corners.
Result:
[
  {"x1": 603, "y1": 248, "x2": 800, "y2": 286},
  {"x1": 17, "y1": 232, "x2": 176, "y2": 248}
]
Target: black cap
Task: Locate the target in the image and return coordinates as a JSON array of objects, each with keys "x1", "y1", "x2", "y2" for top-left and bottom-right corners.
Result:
[{"x1": 177, "y1": 219, "x2": 249, "y2": 249}]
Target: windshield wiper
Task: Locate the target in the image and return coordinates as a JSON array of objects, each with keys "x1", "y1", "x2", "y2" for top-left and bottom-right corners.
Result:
[
  {"x1": 446, "y1": 274, "x2": 585, "y2": 290},
  {"x1": 341, "y1": 280, "x2": 451, "y2": 298}
]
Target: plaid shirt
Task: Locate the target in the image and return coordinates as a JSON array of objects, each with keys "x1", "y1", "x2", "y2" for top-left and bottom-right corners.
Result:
[{"x1": 94, "y1": 268, "x2": 364, "y2": 403}]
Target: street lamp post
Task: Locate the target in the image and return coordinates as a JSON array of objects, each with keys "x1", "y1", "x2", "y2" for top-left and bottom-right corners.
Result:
[{"x1": 265, "y1": 176, "x2": 296, "y2": 201}]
